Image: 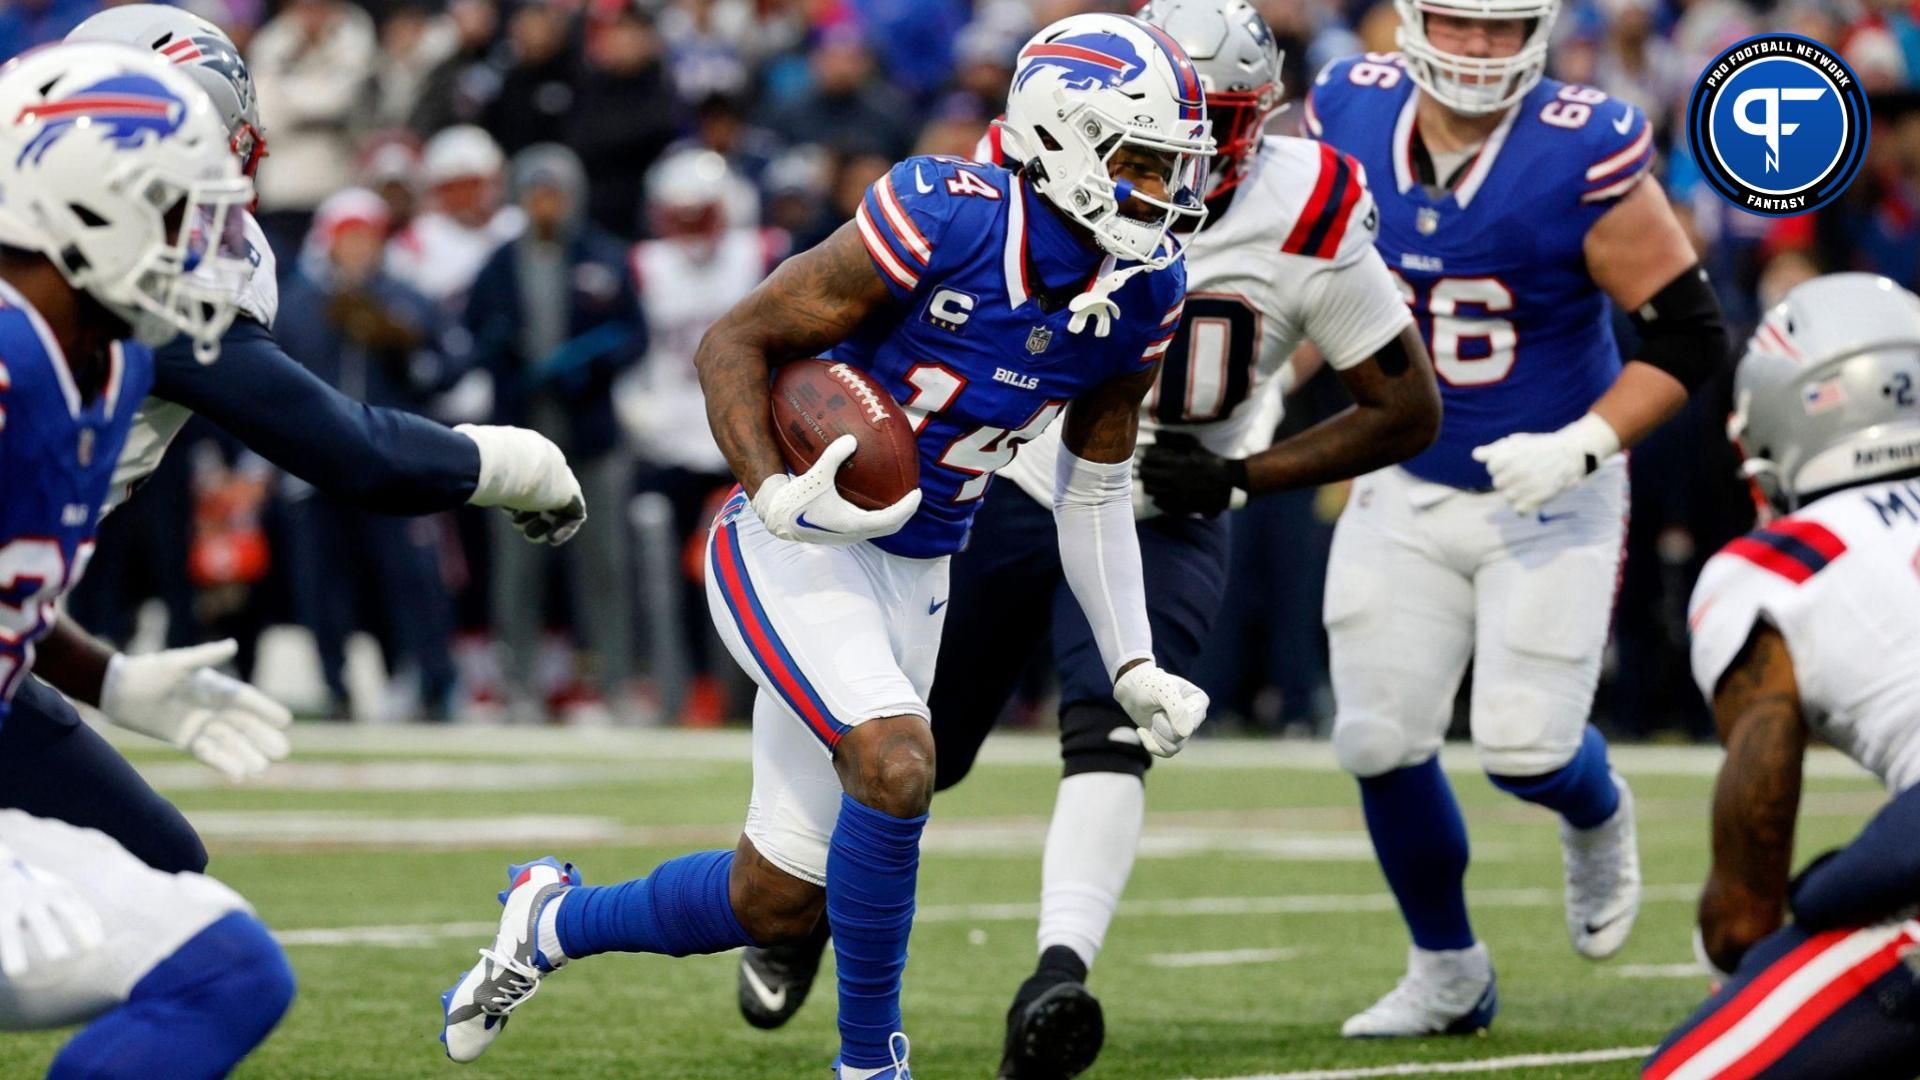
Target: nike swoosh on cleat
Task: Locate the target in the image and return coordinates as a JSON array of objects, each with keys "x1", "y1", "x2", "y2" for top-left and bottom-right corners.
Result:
[
  {"x1": 1537, "y1": 510, "x2": 1576, "y2": 524},
  {"x1": 1584, "y1": 910, "x2": 1631, "y2": 936},
  {"x1": 741, "y1": 962, "x2": 788, "y2": 1013},
  {"x1": 1613, "y1": 108, "x2": 1633, "y2": 134},
  {"x1": 914, "y1": 166, "x2": 934, "y2": 194}
]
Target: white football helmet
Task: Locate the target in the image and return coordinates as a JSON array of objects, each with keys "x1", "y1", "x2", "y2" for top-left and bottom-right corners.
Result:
[
  {"x1": 1396, "y1": 0, "x2": 1558, "y2": 116},
  {"x1": 1000, "y1": 13, "x2": 1215, "y2": 265},
  {"x1": 0, "y1": 43, "x2": 255, "y2": 360},
  {"x1": 1731, "y1": 273, "x2": 1920, "y2": 510},
  {"x1": 67, "y1": 4, "x2": 267, "y2": 177},
  {"x1": 1141, "y1": 0, "x2": 1282, "y2": 199}
]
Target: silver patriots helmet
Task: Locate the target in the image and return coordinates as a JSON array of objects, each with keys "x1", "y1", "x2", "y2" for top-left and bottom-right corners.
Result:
[
  {"x1": 1139, "y1": 0, "x2": 1282, "y2": 199},
  {"x1": 1732, "y1": 273, "x2": 1920, "y2": 510},
  {"x1": 69, "y1": 4, "x2": 267, "y2": 177}
]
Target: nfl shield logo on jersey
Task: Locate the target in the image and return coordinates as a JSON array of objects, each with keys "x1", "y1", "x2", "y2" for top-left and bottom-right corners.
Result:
[{"x1": 1026, "y1": 326, "x2": 1053, "y2": 355}]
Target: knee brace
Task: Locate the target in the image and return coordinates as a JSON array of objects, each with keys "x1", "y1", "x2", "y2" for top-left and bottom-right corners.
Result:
[
  {"x1": 1059, "y1": 702, "x2": 1150, "y2": 780},
  {"x1": 1333, "y1": 715, "x2": 1413, "y2": 779}
]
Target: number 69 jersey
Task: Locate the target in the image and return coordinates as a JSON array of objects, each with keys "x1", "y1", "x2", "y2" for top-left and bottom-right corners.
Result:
[
  {"x1": 1306, "y1": 52, "x2": 1656, "y2": 491},
  {"x1": 829, "y1": 154, "x2": 1185, "y2": 559},
  {"x1": 0, "y1": 281, "x2": 153, "y2": 716},
  {"x1": 997, "y1": 133, "x2": 1413, "y2": 514}
]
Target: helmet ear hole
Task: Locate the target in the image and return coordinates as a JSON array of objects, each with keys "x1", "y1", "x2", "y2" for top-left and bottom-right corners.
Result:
[
  {"x1": 68, "y1": 203, "x2": 108, "y2": 228},
  {"x1": 1036, "y1": 126, "x2": 1063, "y2": 153}
]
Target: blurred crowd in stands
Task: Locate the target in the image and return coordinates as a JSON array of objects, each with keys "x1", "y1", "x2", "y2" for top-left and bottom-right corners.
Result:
[{"x1": 7, "y1": 0, "x2": 1917, "y2": 737}]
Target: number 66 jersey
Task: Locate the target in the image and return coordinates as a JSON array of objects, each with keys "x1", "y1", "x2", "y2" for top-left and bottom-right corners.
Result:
[{"x1": 1305, "y1": 52, "x2": 1655, "y2": 491}]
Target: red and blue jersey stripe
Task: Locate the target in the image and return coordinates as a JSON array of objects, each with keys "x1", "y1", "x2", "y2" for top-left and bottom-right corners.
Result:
[
  {"x1": 1282, "y1": 143, "x2": 1365, "y2": 259},
  {"x1": 1723, "y1": 518, "x2": 1848, "y2": 584},
  {"x1": 708, "y1": 493, "x2": 850, "y2": 748}
]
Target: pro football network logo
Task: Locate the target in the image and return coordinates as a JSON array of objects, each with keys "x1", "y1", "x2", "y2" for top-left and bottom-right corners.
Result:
[{"x1": 1686, "y1": 33, "x2": 1868, "y2": 216}]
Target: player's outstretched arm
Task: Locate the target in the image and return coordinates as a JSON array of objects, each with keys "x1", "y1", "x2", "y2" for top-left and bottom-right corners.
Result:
[
  {"x1": 1056, "y1": 364, "x2": 1208, "y2": 757},
  {"x1": 1140, "y1": 326, "x2": 1440, "y2": 516},
  {"x1": 695, "y1": 219, "x2": 893, "y2": 497},
  {"x1": 32, "y1": 616, "x2": 292, "y2": 782},
  {"x1": 1473, "y1": 180, "x2": 1729, "y2": 513},
  {"x1": 1698, "y1": 625, "x2": 1807, "y2": 976}
]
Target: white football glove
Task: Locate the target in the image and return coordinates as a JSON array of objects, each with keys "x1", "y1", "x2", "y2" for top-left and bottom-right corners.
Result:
[
  {"x1": 457, "y1": 424, "x2": 588, "y2": 545},
  {"x1": 1470, "y1": 413, "x2": 1621, "y2": 515},
  {"x1": 0, "y1": 844, "x2": 105, "y2": 978},
  {"x1": 750, "y1": 434, "x2": 922, "y2": 546},
  {"x1": 1113, "y1": 663, "x2": 1209, "y2": 757},
  {"x1": 100, "y1": 640, "x2": 292, "y2": 782}
]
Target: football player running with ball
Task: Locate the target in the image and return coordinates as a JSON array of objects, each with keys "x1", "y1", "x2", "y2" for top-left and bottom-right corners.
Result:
[
  {"x1": 1305, "y1": 0, "x2": 1731, "y2": 1038},
  {"x1": 733, "y1": 2, "x2": 1441, "y2": 1076},
  {"x1": 1650, "y1": 275, "x2": 1920, "y2": 1079},
  {"x1": 440, "y1": 15, "x2": 1215, "y2": 1078}
]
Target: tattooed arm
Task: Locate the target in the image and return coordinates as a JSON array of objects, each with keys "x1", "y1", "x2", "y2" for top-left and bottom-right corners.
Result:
[
  {"x1": 1698, "y1": 625, "x2": 1808, "y2": 974},
  {"x1": 694, "y1": 220, "x2": 894, "y2": 496}
]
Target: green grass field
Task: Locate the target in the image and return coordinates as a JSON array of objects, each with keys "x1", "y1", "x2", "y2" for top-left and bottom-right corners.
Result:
[{"x1": 0, "y1": 727, "x2": 1884, "y2": 1079}]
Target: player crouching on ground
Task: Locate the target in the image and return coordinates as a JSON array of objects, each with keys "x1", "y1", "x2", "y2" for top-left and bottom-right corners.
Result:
[
  {"x1": 1646, "y1": 273, "x2": 1920, "y2": 1080},
  {"x1": 440, "y1": 14, "x2": 1216, "y2": 1078},
  {"x1": 0, "y1": 43, "x2": 293, "y2": 1078}
]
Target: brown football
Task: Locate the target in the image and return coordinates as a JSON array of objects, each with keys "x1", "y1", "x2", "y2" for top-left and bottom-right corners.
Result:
[{"x1": 768, "y1": 359, "x2": 920, "y2": 510}]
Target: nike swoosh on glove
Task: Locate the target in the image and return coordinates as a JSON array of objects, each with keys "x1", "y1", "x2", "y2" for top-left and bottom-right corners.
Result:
[
  {"x1": 1470, "y1": 413, "x2": 1620, "y2": 515},
  {"x1": 751, "y1": 434, "x2": 921, "y2": 546},
  {"x1": 0, "y1": 844, "x2": 105, "y2": 978},
  {"x1": 1112, "y1": 663, "x2": 1209, "y2": 757},
  {"x1": 100, "y1": 639, "x2": 293, "y2": 781},
  {"x1": 458, "y1": 424, "x2": 589, "y2": 545}
]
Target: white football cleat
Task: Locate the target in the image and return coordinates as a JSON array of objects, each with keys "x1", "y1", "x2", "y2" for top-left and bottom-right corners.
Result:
[
  {"x1": 440, "y1": 857, "x2": 578, "y2": 1063},
  {"x1": 1562, "y1": 771, "x2": 1641, "y2": 960},
  {"x1": 1341, "y1": 944, "x2": 1497, "y2": 1038}
]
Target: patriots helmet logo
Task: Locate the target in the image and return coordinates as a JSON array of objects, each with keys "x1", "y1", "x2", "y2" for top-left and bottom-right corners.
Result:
[
  {"x1": 15, "y1": 75, "x2": 187, "y2": 167},
  {"x1": 1015, "y1": 32, "x2": 1146, "y2": 93}
]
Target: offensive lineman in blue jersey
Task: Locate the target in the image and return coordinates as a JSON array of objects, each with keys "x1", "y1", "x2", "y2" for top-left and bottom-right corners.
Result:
[
  {"x1": 1305, "y1": 0, "x2": 1732, "y2": 1037},
  {"x1": 0, "y1": 4, "x2": 596, "y2": 886},
  {"x1": 439, "y1": 14, "x2": 1214, "y2": 1077},
  {"x1": 0, "y1": 44, "x2": 296, "y2": 1078}
]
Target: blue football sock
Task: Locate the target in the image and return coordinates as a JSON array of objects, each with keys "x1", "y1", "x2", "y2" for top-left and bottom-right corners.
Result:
[
  {"x1": 553, "y1": 849, "x2": 754, "y2": 961},
  {"x1": 51, "y1": 911, "x2": 294, "y2": 1080},
  {"x1": 1487, "y1": 725, "x2": 1620, "y2": 830},
  {"x1": 1359, "y1": 757, "x2": 1475, "y2": 952},
  {"x1": 828, "y1": 793, "x2": 926, "y2": 1070}
]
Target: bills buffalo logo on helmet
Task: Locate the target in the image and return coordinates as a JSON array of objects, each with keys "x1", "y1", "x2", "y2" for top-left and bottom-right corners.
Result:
[
  {"x1": 15, "y1": 75, "x2": 187, "y2": 166},
  {"x1": 1016, "y1": 33, "x2": 1147, "y2": 92}
]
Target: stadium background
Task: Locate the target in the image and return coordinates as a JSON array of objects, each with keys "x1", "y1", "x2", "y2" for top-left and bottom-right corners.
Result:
[{"x1": 1, "y1": 0, "x2": 1900, "y2": 739}]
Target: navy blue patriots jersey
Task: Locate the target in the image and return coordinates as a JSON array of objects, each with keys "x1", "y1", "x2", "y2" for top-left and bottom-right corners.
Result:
[
  {"x1": 1306, "y1": 53, "x2": 1655, "y2": 489},
  {"x1": 0, "y1": 281, "x2": 153, "y2": 722},
  {"x1": 836, "y1": 155, "x2": 1186, "y2": 557}
]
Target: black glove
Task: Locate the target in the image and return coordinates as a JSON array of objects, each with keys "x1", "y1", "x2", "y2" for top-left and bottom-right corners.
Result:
[{"x1": 1138, "y1": 432, "x2": 1249, "y2": 517}]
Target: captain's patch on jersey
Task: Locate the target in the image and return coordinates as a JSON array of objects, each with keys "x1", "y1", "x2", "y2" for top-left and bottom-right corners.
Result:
[{"x1": 1686, "y1": 33, "x2": 1868, "y2": 216}]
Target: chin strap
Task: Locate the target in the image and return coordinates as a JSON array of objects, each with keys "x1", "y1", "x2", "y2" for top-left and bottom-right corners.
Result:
[{"x1": 1068, "y1": 257, "x2": 1146, "y2": 337}]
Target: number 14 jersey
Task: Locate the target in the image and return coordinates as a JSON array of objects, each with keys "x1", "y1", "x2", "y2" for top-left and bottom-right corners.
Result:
[
  {"x1": 1306, "y1": 52, "x2": 1656, "y2": 490},
  {"x1": 999, "y1": 133, "x2": 1412, "y2": 515}
]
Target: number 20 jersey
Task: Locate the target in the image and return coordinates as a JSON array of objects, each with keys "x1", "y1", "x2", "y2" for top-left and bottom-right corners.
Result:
[
  {"x1": 832, "y1": 155, "x2": 1185, "y2": 559},
  {"x1": 0, "y1": 280, "x2": 153, "y2": 718},
  {"x1": 1307, "y1": 52, "x2": 1656, "y2": 490}
]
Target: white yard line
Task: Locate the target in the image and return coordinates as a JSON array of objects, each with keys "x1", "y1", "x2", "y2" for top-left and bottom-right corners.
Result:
[
  {"x1": 276, "y1": 884, "x2": 1700, "y2": 947},
  {"x1": 1608, "y1": 963, "x2": 1708, "y2": 979},
  {"x1": 1181, "y1": 1045, "x2": 1654, "y2": 1080},
  {"x1": 1149, "y1": 946, "x2": 1302, "y2": 968}
]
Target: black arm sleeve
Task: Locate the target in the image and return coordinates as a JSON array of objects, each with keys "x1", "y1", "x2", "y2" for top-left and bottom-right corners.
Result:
[
  {"x1": 1628, "y1": 264, "x2": 1730, "y2": 392},
  {"x1": 1789, "y1": 783, "x2": 1920, "y2": 929},
  {"x1": 151, "y1": 319, "x2": 482, "y2": 515}
]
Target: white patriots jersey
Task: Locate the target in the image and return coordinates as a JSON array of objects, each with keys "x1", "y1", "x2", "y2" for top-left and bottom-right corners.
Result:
[
  {"x1": 1689, "y1": 478, "x2": 1920, "y2": 792},
  {"x1": 107, "y1": 210, "x2": 279, "y2": 513},
  {"x1": 621, "y1": 228, "x2": 784, "y2": 474},
  {"x1": 1000, "y1": 135, "x2": 1411, "y2": 511}
]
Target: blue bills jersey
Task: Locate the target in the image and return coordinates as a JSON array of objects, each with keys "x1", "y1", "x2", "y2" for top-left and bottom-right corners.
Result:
[
  {"x1": 1306, "y1": 53, "x2": 1655, "y2": 489},
  {"x1": 835, "y1": 155, "x2": 1186, "y2": 558},
  {"x1": 0, "y1": 280, "x2": 153, "y2": 721}
]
